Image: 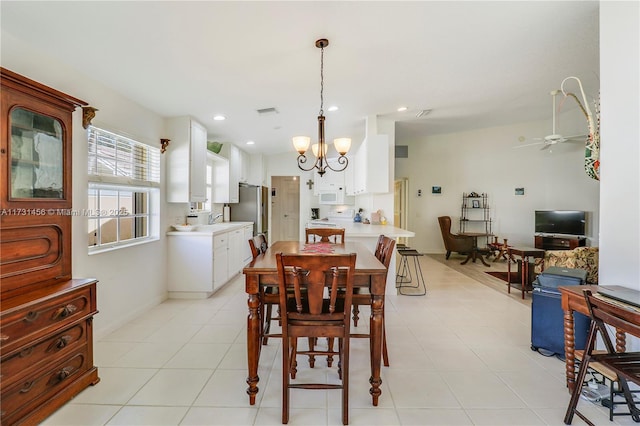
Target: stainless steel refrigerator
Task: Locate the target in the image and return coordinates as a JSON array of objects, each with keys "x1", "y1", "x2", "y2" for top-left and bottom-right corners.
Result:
[{"x1": 230, "y1": 184, "x2": 269, "y2": 238}]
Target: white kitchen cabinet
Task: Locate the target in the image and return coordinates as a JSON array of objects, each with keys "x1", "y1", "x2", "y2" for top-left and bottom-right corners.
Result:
[
  {"x1": 209, "y1": 152, "x2": 230, "y2": 204},
  {"x1": 167, "y1": 223, "x2": 254, "y2": 298},
  {"x1": 352, "y1": 134, "x2": 389, "y2": 194},
  {"x1": 168, "y1": 234, "x2": 215, "y2": 297},
  {"x1": 213, "y1": 233, "x2": 229, "y2": 289},
  {"x1": 243, "y1": 225, "x2": 253, "y2": 264},
  {"x1": 221, "y1": 143, "x2": 248, "y2": 203},
  {"x1": 227, "y1": 228, "x2": 243, "y2": 277},
  {"x1": 247, "y1": 153, "x2": 265, "y2": 186},
  {"x1": 166, "y1": 116, "x2": 207, "y2": 203}
]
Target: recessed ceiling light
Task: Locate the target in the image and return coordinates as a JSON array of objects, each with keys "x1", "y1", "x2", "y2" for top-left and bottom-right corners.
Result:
[
  {"x1": 327, "y1": 106, "x2": 339, "y2": 112},
  {"x1": 246, "y1": 141, "x2": 255, "y2": 145},
  {"x1": 397, "y1": 106, "x2": 408, "y2": 112},
  {"x1": 213, "y1": 115, "x2": 226, "y2": 121}
]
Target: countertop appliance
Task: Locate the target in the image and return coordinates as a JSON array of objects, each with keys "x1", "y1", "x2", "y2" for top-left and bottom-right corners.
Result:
[{"x1": 230, "y1": 184, "x2": 269, "y2": 238}]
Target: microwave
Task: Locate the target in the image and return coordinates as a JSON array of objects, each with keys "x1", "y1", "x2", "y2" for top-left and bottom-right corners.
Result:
[{"x1": 318, "y1": 189, "x2": 345, "y2": 205}]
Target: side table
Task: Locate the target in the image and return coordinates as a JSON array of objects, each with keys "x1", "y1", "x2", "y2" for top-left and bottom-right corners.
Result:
[{"x1": 507, "y1": 246, "x2": 545, "y2": 298}]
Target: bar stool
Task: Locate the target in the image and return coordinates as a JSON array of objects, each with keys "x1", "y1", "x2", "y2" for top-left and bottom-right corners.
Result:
[{"x1": 396, "y1": 248, "x2": 426, "y2": 296}]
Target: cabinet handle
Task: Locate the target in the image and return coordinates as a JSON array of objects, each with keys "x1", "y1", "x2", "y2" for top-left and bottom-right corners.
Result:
[
  {"x1": 19, "y1": 381, "x2": 35, "y2": 393},
  {"x1": 52, "y1": 304, "x2": 78, "y2": 320},
  {"x1": 47, "y1": 335, "x2": 72, "y2": 352},
  {"x1": 0, "y1": 334, "x2": 9, "y2": 342},
  {"x1": 56, "y1": 367, "x2": 72, "y2": 381},
  {"x1": 23, "y1": 311, "x2": 40, "y2": 323}
]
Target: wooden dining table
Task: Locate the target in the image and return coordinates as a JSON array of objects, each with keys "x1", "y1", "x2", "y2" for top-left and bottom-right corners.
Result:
[{"x1": 242, "y1": 240, "x2": 388, "y2": 406}]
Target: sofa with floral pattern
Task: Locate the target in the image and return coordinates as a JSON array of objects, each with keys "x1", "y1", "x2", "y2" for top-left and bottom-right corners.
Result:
[{"x1": 534, "y1": 246, "x2": 599, "y2": 284}]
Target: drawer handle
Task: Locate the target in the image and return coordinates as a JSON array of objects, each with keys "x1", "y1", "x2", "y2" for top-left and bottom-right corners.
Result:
[
  {"x1": 19, "y1": 346, "x2": 34, "y2": 358},
  {"x1": 19, "y1": 381, "x2": 35, "y2": 393},
  {"x1": 52, "y1": 304, "x2": 78, "y2": 320},
  {"x1": 24, "y1": 311, "x2": 40, "y2": 323},
  {"x1": 47, "y1": 335, "x2": 72, "y2": 352},
  {"x1": 56, "y1": 366, "x2": 73, "y2": 382},
  {"x1": 0, "y1": 334, "x2": 8, "y2": 342}
]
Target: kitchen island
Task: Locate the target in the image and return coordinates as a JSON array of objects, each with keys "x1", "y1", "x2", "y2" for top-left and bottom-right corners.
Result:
[{"x1": 309, "y1": 220, "x2": 415, "y2": 293}]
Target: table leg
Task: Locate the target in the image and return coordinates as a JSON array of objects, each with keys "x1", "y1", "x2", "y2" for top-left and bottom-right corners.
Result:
[
  {"x1": 507, "y1": 254, "x2": 512, "y2": 294},
  {"x1": 477, "y1": 250, "x2": 490, "y2": 267},
  {"x1": 369, "y1": 292, "x2": 384, "y2": 406},
  {"x1": 521, "y1": 256, "x2": 527, "y2": 299},
  {"x1": 564, "y1": 308, "x2": 576, "y2": 392},
  {"x1": 246, "y1": 276, "x2": 261, "y2": 405}
]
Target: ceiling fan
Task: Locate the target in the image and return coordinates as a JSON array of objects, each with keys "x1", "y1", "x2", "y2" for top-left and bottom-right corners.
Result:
[{"x1": 517, "y1": 90, "x2": 586, "y2": 150}]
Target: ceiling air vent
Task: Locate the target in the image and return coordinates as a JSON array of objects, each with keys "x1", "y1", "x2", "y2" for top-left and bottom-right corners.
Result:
[{"x1": 256, "y1": 107, "x2": 279, "y2": 115}]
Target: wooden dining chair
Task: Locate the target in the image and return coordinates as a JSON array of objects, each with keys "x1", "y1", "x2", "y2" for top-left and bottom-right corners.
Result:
[
  {"x1": 305, "y1": 227, "x2": 345, "y2": 243},
  {"x1": 248, "y1": 234, "x2": 280, "y2": 345},
  {"x1": 276, "y1": 252, "x2": 356, "y2": 425},
  {"x1": 351, "y1": 235, "x2": 395, "y2": 366},
  {"x1": 564, "y1": 289, "x2": 640, "y2": 425}
]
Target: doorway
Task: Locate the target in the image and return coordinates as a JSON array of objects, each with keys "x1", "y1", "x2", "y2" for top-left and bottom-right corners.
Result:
[
  {"x1": 271, "y1": 176, "x2": 300, "y2": 242},
  {"x1": 394, "y1": 178, "x2": 409, "y2": 246}
]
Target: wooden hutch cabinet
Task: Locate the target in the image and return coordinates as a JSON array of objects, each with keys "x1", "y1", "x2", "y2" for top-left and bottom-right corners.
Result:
[{"x1": 0, "y1": 68, "x2": 99, "y2": 425}]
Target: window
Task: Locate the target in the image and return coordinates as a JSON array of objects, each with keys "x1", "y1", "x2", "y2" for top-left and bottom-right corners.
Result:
[{"x1": 87, "y1": 126, "x2": 160, "y2": 252}]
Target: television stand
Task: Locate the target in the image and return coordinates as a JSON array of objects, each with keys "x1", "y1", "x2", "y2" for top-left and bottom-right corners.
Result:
[{"x1": 534, "y1": 235, "x2": 586, "y2": 250}]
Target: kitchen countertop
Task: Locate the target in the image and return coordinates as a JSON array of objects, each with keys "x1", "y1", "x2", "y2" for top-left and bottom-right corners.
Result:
[
  {"x1": 314, "y1": 221, "x2": 415, "y2": 238},
  {"x1": 166, "y1": 221, "x2": 253, "y2": 236}
]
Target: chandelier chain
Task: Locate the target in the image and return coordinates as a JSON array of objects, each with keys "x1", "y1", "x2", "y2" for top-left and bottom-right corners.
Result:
[{"x1": 319, "y1": 45, "x2": 324, "y2": 115}]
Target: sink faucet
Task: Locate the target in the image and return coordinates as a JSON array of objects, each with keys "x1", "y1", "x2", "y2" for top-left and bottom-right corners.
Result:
[{"x1": 208, "y1": 213, "x2": 223, "y2": 224}]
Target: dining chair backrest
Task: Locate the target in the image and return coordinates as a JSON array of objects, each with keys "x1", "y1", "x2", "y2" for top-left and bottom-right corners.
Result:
[
  {"x1": 276, "y1": 253, "x2": 356, "y2": 319},
  {"x1": 305, "y1": 227, "x2": 345, "y2": 244},
  {"x1": 248, "y1": 233, "x2": 268, "y2": 259},
  {"x1": 374, "y1": 235, "x2": 396, "y2": 270},
  {"x1": 275, "y1": 252, "x2": 357, "y2": 425}
]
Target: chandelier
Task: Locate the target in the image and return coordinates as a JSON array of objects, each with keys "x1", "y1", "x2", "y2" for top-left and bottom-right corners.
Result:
[{"x1": 293, "y1": 38, "x2": 351, "y2": 176}]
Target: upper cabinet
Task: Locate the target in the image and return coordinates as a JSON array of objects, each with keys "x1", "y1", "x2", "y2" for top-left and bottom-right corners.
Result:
[
  {"x1": 220, "y1": 143, "x2": 241, "y2": 203},
  {"x1": 352, "y1": 135, "x2": 389, "y2": 195},
  {"x1": 166, "y1": 116, "x2": 207, "y2": 203},
  {"x1": 209, "y1": 152, "x2": 230, "y2": 204}
]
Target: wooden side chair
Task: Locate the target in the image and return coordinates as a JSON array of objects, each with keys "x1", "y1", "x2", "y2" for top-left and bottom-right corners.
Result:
[
  {"x1": 305, "y1": 227, "x2": 345, "y2": 243},
  {"x1": 564, "y1": 289, "x2": 640, "y2": 425},
  {"x1": 351, "y1": 235, "x2": 395, "y2": 366},
  {"x1": 276, "y1": 252, "x2": 357, "y2": 425},
  {"x1": 248, "y1": 234, "x2": 280, "y2": 345}
]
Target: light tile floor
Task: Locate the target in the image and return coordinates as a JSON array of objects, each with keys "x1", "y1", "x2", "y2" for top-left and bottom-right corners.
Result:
[{"x1": 42, "y1": 255, "x2": 634, "y2": 425}]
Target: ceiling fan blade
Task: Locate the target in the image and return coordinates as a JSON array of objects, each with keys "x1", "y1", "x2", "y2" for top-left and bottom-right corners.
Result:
[
  {"x1": 563, "y1": 134, "x2": 587, "y2": 140},
  {"x1": 540, "y1": 144, "x2": 552, "y2": 150},
  {"x1": 515, "y1": 141, "x2": 545, "y2": 148}
]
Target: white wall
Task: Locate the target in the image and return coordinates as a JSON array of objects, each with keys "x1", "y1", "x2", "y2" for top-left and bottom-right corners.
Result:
[
  {"x1": 395, "y1": 113, "x2": 601, "y2": 252},
  {"x1": 1, "y1": 32, "x2": 171, "y2": 338},
  {"x1": 599, "y1": 2, "x2": 640, "y2": 290}
]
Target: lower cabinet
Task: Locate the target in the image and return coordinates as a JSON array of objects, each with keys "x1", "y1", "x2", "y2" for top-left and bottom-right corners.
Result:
[
  {"x1": 167, "y1": 224, "x2": 253, "y2": 298},
  {"x1": 0, "y1": 279, "x2": 99, "y2": 425}
]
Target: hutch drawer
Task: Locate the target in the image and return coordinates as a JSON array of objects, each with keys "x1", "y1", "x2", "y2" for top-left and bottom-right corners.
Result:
[
  {"x1": 1, "y1": 322, "x2": 87, "y2": 388},
  {"x1": 1, "y1": 285, "x2": 95, "y2": 354},
  {"x1": 1, "y1": 349, "x2": 91, "y2": 424}
]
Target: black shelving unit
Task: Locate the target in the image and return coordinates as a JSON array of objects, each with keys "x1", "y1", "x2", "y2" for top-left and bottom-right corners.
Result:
[{"x1": 460, "y1": 192, "x2": 493, "y2": 246}]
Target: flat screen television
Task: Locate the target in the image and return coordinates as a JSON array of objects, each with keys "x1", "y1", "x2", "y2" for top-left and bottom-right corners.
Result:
[{"x1": 535, "y1": 210, "x2": 586, "y2": 236}]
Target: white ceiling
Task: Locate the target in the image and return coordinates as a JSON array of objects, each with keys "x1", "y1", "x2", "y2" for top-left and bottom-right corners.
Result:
[{"x1": 0, "y1": 1, "x2": 600, "y2": 155}]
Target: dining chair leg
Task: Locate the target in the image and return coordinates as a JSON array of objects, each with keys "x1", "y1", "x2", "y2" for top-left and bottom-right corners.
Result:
[
  {"x1": 290, "y1": 337, "x2": 298, "y2": 380},
  {"x1": 282, "y1": 336, "x2": 290, "y2": 424},
  {"x1": 341, "y1": 336, "x2": 349, "y2": 425},
  {"x1": 327, "y1": 337, "x2": 335, "y2": 367},
  {"x1": 382, "y1": 319, "x2": 389, "y2": 367},
  {"x1": 262, "y1": 303, "x2": 272, "y2": 345},
  {"x1": 307, "y1": 337, "x2": 316, "y2": 368},
  {"x1": 352, "y1": 304, "x2": 361, "y2": 326}
]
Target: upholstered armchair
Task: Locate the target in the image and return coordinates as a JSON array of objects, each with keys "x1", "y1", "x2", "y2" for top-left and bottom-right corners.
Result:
[
  {"x1": 534, "y1": 246, "x2": 599, "y2": 284},
  {"x1": 437, "y1": 216, "x2": 475, "y2": 259}
]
